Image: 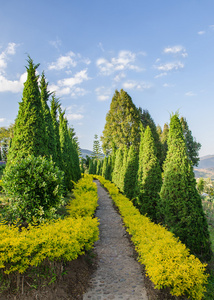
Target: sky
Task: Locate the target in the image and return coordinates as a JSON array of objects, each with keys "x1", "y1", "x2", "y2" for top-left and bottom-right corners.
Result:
[{"x1": 0, "y1": 0, "x2": 214, "y2": 157}]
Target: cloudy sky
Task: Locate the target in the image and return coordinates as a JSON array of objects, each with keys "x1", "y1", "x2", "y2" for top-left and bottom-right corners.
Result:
[{"x1": 1, "y1": 0, "x2": 214, "y2": 156}]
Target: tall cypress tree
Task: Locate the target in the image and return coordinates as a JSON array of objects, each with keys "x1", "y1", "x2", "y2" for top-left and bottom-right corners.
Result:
[
  {"x1": 7, "y1": 57, "x2": 48, "y2": 163},
  {"x1": 50, "y1": 95, "x2": 62, "y2": 168},
  {"x1": 137, "y1": 126, "x2": 162, "y2": 222},
  {"x1": 40, "y1": 72, "x2": 57, "y2": 162},
  {"x1": 123, "y1": 145, "x2": 139, "y2": 200},
  {"x1": 102, "y1": 89, "x2": 140, "y2": 154},
  {"x1": 68, "y1": 127, "x2": 81, "y2": 181},
  {"x1": 120, "y1": 146, "x2": 128, "y2": 193},
  {"x1": 112, "y1": 148, "x2": 124, "y2": 190},
  {"x1": 159, "y1": 114, "x2": 212, "y2": 260}
]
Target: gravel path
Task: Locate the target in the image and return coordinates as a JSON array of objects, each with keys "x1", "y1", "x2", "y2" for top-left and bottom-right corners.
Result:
[{"x1": 83, "y1": 180, "x2": 148, "y2": 300}]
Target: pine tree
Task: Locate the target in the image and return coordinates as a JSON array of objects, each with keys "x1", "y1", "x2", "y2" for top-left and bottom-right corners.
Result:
[
  {"x1": 124, "y1": 145, "x2": 139, "y2": 199},
  {"x1": 159, "y1": 113, "x2": 212, "y2": 260},
  {"x1": 112, "y1": 148, "x2": 123, "y2": 190},
  {"x1": 92, "y1": 134, "x2": 103, "y2": 160},
  {"x1": 102, "y1": 89, "x2": 140, "y2": 154},
  {"x1": 68, "y1": 127, "x2": 81, "y2": 181},
  {"x1": 160, "y1": 123, "x2": 169, "y2": 165},
  {"x1": 137, "y1": 126, "x2": 162, "y2": 222},
  {"x1": 134, "y1": 127, "x2": 144, "y2": 199},
  {"x1": 40, "y1": 72, "x2": 57, "y2": 162},
  {"x1": 7, "y1": 57, "x2": 48, "y2": 163},
  {"x1": 180, "y1": 117, "x2": 201, "y2": 167},
  {"x1": 50, "y1": 95, "x2": 62, "y2": 168}
]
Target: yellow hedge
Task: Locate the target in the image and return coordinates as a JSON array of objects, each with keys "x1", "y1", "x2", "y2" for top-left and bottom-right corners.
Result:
[
  {"x1": 0, "y1": 175, "x2": 99, "y2": 275},
  {"x1": 95, "y1": 175, "x2": 208, "y2": 300}
]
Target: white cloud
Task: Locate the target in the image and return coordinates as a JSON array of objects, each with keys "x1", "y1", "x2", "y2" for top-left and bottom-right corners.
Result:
[
  {"x1": 198, "y1": 31, "x2": 205, "y2": 35},
  {"x1": 48, "y1": 51, "x2": 90, "y2": 71},
  {"x1": 185, "y1": 91, "x2": 196, "y2": 97},
  {"x1": 164, "y1": 45, "x2": 188, "y2": 57},
  {"x1": 155, "y1": 72, "x2": 167, "y2": 78},
  {"x1": 66, "y1": 113, "x2": 84, "y2": 120},
  {"x1": 0, "y1": 42, "x2": 18, "y2": 73},
  {"x1": 49, "y1": 69, "x2": 89, "y2": 97},
  {"x1": 49, "y1": 37, "x2": 62, "y2": 49},
  {"x1": 95, "y1": 86, "x2": 112, "y2": 101},
  {"x1": 155, "y1": 61, "x2": 184, "y2": 72},
  {"x1": 0, "y1": 72, "x2": 27, "y2": 93},
  {"x1": 96, "y1": 50, "x2": 144, "y2": 75},
  {"x1": 114, "y1": 72, "x2": 126, "y2": 82},
  {"x1": 123, "y1": 80, "x2": 152, "y2": 90},
  {"x1": 0, "y1": 118, "x2": 5, "y2": 122},
  {"x1": 163, "y1": 83, "x2": 174, "y2": 88}
]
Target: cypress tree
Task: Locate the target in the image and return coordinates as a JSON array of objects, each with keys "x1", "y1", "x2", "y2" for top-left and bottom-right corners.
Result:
[
  {"x1": 159, "y1": 113, "x2": 212, "y2": 260},
  {"x1": 160, "y1": 123, "x2": 169, "y2": 165},
  {"x1": 102, "y1": 156, "x2": 108, "y2": 179},
  {"x1": 40, "y1": 72, "x2": 57, "y2": 162},
  {"x1": 102, "y1": 89, "x2": 140, "y2": 154},
  {"x1": 120, "y1": 146, "x2": 128, "y2": 193},
  {"x1": 7, "y1": 57, "x2": 48, "y2": 163},
  {"x1": 68, "y1": 127, "x2": 81, "y2": 181},
  {"x1": 137, "y1": 126, "x2": 162, "y2": 222},
  {"x1": 112, "y1": 148, "x2": 124, "y2": 190},
  {"x1": 124, "y1": 145, "x2": 139, "y2": 199},
  {"x1": 134, "y1": 126, "x2": 144, "y2": 199},
  {"x1": 50, "y1": 95, "x2": 62, "y2": 168}
]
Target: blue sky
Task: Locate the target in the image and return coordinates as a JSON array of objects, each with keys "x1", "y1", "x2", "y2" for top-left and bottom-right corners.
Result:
[{"x1": 0, "y1": 0, "x2": 214, "y2": 157}]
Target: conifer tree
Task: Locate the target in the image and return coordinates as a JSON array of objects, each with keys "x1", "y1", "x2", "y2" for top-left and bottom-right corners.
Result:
[
  {"x1": 120, "y1": 146, "x2": 128, "y2": 193},
  {"x1": 180, "y1": 117, "x2": 201, "y2": 167},
  {"x1": 102, "y1": 156, "x2": 108, "y2": 179},
  {"x1": 159, "y1": 114, "x2": 212, "y2": 260},
  {"x1": 50, "y1": 95, "x2": 62, "y2": 168},
  {"x1": 112, "y1": 148, "x2": 123, "y2": 190},
  {"x1": 137, "y1": 126, "x2": 162, "y2": 222},
  {"x1": 123, "y1": 145, "x2": 139, "y2": 199},
  {"x1": 102, "y1": 89, "x2": 140, "y2": 154},
  {"x1": 59, "y1": 110, "x2": 75, "y2": 191},
  {"x1": 40, "y1": 72, "x2": 57, "y2": 162},
  {"x1": 7, "y1": 57, "x2": 48, "y2": 163},
  {"x1": 140, "y1": 109, "x2": 163, "y2": 166},
  {"x1": 134, "y1": 127, "x2": 144, "y2": 198},
  {"x1": 160, "y1": 123, "x2": 169, "y2": 165},
  {"x1": 96, "y1": 159, "x2": 102, "y2": 175},
  {"x1": 68, "y1": 127, "x2": 81, "y2": 181},
  {"x1": 92, "y1": 134, "x2": 103, "y2": 160}
]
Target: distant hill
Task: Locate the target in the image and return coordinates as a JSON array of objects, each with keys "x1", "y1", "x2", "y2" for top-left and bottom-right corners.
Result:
[
  {"x1": 80, "y1": 149, "x2": 105, "y2": 159},
  {"x1": 194, "y1": 155, "x2": 214, "y2": 179}
]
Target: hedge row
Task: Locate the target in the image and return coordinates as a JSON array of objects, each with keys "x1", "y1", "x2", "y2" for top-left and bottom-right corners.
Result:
[
  {"x1": 0, "y1": 175, "x2": 99, "y2": 275},
  {"x1": 94, "y1": 175, "x2": 208, "y2": 300}
]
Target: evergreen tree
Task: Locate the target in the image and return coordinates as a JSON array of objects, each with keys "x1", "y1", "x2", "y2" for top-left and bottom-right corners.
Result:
[
  {"x1": 68, "y1": 127, "x2": 81, "y2": 181},
  {"x1": 89, "y1": 160, "x2": 94, "y2": 174},
  {"x1": 159, "y1": 114, "x2": 212, "y2": 260},
  {"x1": 59, "y1": 110, "x2": 75, "y2": 191},
  {"x1": 96, "y1": 159, "x2": 102, "y2": 175},
  {"x1": 112, "y1": 148, "x2": 124, "y2": 190},
  {"x1": 124, "y1": 145, "x2": 139, "y2": 199},
  {"x1": 180, "y1": 117, "x2": 201, "y2": 167},
  {"x1": 137, "y1": 126, "x2": 162, "y2": 222},
  {"x1": 139, "y1": 109, "x2": 163, "y2": 166},
  {"x1": 120, "y1": 146, "x2": 128, "y2": 193},
  {"x1": 40, "y1": 72, "x2": 57, "y2": 162},
  {"x1": 92, "y1": 134, "x2": 103, "y2": 160},
  {"x1": 134, "y1": 127, "x2": 144, "y2": 198},
  {"x1": 102, "y1": 89, "x2": 140, "y2": 154},
  {"x1": 7, "y1": 57, "x2": 48, "y2": 163},
  {"x1": 50, "y1": 95, "x2": 62, "y2": 168},
  {"x1": 160, "y1": 123, "x2": 169, "y2": 165},
  {"x1": 102, "y1": 156, "x2": 108, "y2": 179}
]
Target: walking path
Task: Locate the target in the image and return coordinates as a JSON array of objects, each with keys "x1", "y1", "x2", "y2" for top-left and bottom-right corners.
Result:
[{"x1": 83, "y1": 180, "x2": 148, "y2": 300}]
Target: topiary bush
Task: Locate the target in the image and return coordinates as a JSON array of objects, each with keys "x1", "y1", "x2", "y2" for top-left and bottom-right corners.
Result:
[{"x1": 2, "y1": 155, "x2": 64, "y2": 224}]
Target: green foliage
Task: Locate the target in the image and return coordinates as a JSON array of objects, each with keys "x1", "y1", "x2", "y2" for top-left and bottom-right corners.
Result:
[
  {"x1": 197, "y1": 178, "x2": 205, "y2": 194},
  {"x1": 50, "y1": 95, "x2": 62, "y2": 168},
  {"x1": 137, "y1": 126, "x2": 162, "y2": 222},
  {"x1": 92, "y1": 134, "x2": 103, "y2": 160},
  {"x1": 123, "y1": 145, "x2": 138, "y2": 200},
  {"x1": 159, "y1": 122, "x2": 169, "y2": 165},
  {"x1": 112, "y1": 148, "x2": 123, "y2": 190},
  {"x1": 159, "y1": 114, "x2": 212, "y2": 260},
  {"x1": 2, "y1": 155, "x2": 64, "y2": 224},
  {"x1": 40, "y1": 72, "x2": 57, "y2": 163},
  {"x1": 101, "y1": 89, "x2": 140, "y2": 154},
  {"x1": 140, "y1": 109, "x2": 163, "y2": 166},
  {"x1": 180, "y1": 116, "x2": 201, "y2": 167},
  {"x1": 7, "y1": 57, "x2": 48, "y2": 164},
  {"x1": 120, "y1": 146, "x2": 128, "y2": 193}
]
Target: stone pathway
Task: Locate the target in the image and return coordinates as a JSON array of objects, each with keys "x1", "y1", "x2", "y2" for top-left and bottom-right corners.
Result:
[{"x1": 83, "y1": 180, "x2": 148, "y2": 300}]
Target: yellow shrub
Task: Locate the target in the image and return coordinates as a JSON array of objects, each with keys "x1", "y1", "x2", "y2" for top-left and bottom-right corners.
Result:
[{"x1": 95, "y1": 175, "x2": 208, "y2": 300}]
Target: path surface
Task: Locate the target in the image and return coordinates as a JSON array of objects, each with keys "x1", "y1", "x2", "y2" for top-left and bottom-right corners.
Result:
[{"x1": 83, "y1": 180, "x2": 148, "y2": 300}]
